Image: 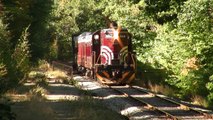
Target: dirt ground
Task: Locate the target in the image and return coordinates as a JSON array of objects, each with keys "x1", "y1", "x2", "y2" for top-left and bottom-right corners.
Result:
[
  {"x1": 8, "y1": 79, "x2": 80, "y2": 120},
  {"x1": 6, "y1": 76, "x2": 126, "y2": 120}
]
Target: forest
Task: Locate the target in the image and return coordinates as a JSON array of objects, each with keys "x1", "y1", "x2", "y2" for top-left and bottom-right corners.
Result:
[{"x1": 0, "y1": 0, "x2": 213, "y2": 107}]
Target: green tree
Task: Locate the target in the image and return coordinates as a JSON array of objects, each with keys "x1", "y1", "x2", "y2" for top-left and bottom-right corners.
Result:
[
  {"x1": 76, "y1": 0, "x2": 106, "y2": 32},
  {"x1": 49, "y1": 0, "x2": 106, "y2": 60},
  {"x1": 49, "y1": 0, "x2": 79, "y2": 60},
  {"x1": 176, "y1": 0, "x2": 213, "y2": 98},
  {"x1": 28, "y1": 0, "x2": 53, "y2": 61},
  {"x1": 0, "y1": 17, "x2": 19, "y2": 93},
  {"x1": 1, "y1": 0, "x2": 32, "y2": 48},
  {"x1": 13, "y1": 26, "x2": 31, "y2": 79}
]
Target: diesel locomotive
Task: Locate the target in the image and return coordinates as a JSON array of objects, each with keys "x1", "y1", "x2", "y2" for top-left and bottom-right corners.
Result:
[{"x1": 72, "y1": 25, "x2": 136, "y2": 85}]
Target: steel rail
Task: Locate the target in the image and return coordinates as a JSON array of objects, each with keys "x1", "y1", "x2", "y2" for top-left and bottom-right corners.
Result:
[
  {"x1": 52, "y1": 61, "x2": 73, "y2": 75},
  {"x1": 108, "y1": 86, "x2": 180, "y2": 120},
  {"x1": 130, "y1": 85, "x2": 213, "y2": 119}
]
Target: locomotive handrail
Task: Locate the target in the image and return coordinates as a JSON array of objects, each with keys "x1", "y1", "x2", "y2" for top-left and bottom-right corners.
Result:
[{"x1": 130, "y1": 52, "x2": 136, "y2": 70}]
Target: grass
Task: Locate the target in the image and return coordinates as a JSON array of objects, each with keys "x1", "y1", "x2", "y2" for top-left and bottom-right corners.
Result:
[
  {"x1": 191, "y1": 95, "x2": 209, "y2": 107},
  {"x1": 147, "y1": 82, "x2": 175, "y2": 97},
  {"x1": 133, "y1": 78, "x2": 176, "y2": 97},
  {"x1": 12, "y1": 97, "x2": 55, "y2": 120},
  {"x1": 0, "y1": 97, "x2": 16, "y2": 120},
  {"x1": 70, "y1": 97, "x2": 127, "y2": 120},
  {"x1": 134, "y1": 72, "x2": 212, "y2": 109},
  {"x1": 135, "y1": 79, "x2": 210, "y2": 108}
]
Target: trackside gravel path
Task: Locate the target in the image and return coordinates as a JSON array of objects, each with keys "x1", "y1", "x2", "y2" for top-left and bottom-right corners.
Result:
[
  {"x1": 9, "y1": 78, "x2": 126, "y2": 120},
  {"x1": 73, "y1": 76, "x2": 213, "y2": 120}
]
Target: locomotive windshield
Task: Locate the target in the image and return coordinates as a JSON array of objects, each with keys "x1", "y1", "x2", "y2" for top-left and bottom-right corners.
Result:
[
  {"x1": 104, "y1": 29, "x2": 130, "y2": 41},
  {"x1": 119, "y1": 33, "x2": 130, "y2": 39},
  {"x1": 105, "y1": 30, "x2": 113, "y2": 38}
]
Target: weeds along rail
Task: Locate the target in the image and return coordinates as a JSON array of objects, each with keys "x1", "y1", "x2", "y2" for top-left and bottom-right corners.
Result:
[
  {"x1": 131, "y1": 86, "x2": 213, "y2": 119},
  {"x1": 52, "y1": 61, "x2": 73, "y2": 76},
  {"x1": 108, "y1": 85, "x2": 213, "y2": 120}
]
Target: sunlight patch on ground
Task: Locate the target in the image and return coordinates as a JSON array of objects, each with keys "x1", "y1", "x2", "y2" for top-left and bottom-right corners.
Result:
[
  {"x1": 121, "y1": 106, "x2": 145, "y2": 116},
  {"x1": 73, "y1": 76, "x2": 102, "y2": 90},
  {"x1": 125, "y1": 94, "x2": 155, "y2": 99},
  {"x1": 45, "y1": 70, "x2": 68, "y2": 79},
  {"x1": 78, "y1": 82, "x2": 101, "y2": 90},
  {"x1": 45, "y1": 83, "x2": 80, "y2": 101},
  {"x1": 48, "y1": 83, "x2": 73, "y2": 87},
  {"x1": 45, "y1": 95, "x2": 79, "y2": 101},
  {"x1": 5, "y1": 94, "x2": 29, "y2": 102},
  {"x1": 73, "y1": 76, "x2": 84, "y2": 81},
  {"x1": 23, "y1": 82, "x2": 36, "y2": 86},
  {"x1": 102, "y1": 94, "x2": 126, "y2": 100}
]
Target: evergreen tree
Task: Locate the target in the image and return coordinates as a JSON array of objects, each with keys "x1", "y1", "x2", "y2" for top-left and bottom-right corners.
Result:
[
  {"x1": 13, "y1": 26, "x2": 31, "y2": 79},
  {"x1": 0, "y1": 17, "x2": 18, "y2": 93},
  {"x1": 28, "y1": 0, "x2": 53, "y2": 61}
]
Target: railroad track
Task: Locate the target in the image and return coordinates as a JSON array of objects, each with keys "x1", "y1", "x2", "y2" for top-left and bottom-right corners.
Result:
[
  {"x1": 51, "y1": 61, "x2": 213, "y2": 120},
  {"x1": 108, "y1": 85, "x2": 213, "y2": 120}
]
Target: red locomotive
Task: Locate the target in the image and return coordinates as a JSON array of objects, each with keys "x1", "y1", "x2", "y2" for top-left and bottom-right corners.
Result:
[{"x1": 72, "y1": 26, "x2": 136, "y2": 85}]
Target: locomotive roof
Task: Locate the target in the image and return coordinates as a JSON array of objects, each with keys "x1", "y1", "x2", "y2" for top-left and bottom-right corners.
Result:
[
  {"x1": 77, "y1": 32, "x2": 92, "y2": 43},
  {"x1": 79, "y1": 32, "x2": 92, "y2": 36},
  {"x1": 102, "y1": 28, "x2": 128, "y2": 32},
  {"x1": 76, "y1": 28, "x2": 129, "y2": 43}
]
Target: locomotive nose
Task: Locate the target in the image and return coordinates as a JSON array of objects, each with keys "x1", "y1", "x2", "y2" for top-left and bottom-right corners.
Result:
[
  {"x1": 113, "y1": 39, "x2": 119, "y2": 45},
  {"x1": 113, "y1": 29, "x2": 119, "y2": 40},
  {"x1": 112, "y1": 38, "x2": 120, "y2": 60}
]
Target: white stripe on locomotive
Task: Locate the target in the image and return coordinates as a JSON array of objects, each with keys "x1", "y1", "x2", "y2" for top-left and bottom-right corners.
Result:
[{"x1": 101, "y1": 46, "x2": 114, "y2": 65}]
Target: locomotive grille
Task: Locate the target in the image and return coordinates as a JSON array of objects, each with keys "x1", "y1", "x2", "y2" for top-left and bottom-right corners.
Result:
[
  {"x1": 119, "y1": 33, "x2": 130, "y2": 39},
  {"x1": 111, "y1": 59, "x2": 120, "y2": 65}
]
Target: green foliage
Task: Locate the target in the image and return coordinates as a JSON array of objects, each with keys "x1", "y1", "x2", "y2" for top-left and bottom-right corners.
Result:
[
  {"x1": 0, "y1": 63, "x2": 7, "y2": 78},
  {"x1": 98, "y1": 0, "x2": 213, "y2": 105},
  {"x1": 76, "y1": 0, "x2": 106, "y2": 32},
  {"x1": 2, "y1": 0, "x2": 32, "y2": 48},
  {"x1": 49, "y1": 0, "x2": 79, "y2": 60},
  {"x1": 176, "y1": 0, "x2": 213, "y2": 99},
  {"x1": 139, "y1": 0, "x2": 213, "y2": 103},
  {"x1": 0, "y1": 100, "x2": 16, "y2": 120},
  {"x1": 144, "y1": 0, "x2": 187, "y2": 24},
  {"x1": 206, "y1": 74, "x2": 213, "y2": 105},
  {"x1": 0, "y1": 18, "x2": 19, "y2": 93},
  {"x1": 2, "y1": 0, "x2": 53, "y2": 61},
  {"x1": 13, "y1": 26, "x2": 31, "y2": 77},
  {"x1": 0, "y1": 63, "x2": 8, "y2": 93},
  {"x1": 28, "y1": 0, "x2": 53, "y2": 61},
  {"x1": 49, "y1": 0, "x2": 106, "y2": 60},
  {"x1": 0, "y1": 6, "x2": 31, "y2": 93}
]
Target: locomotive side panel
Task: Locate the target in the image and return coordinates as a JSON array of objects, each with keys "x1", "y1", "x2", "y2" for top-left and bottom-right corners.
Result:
[
  {"x1": 85, "y1": 41, "x2": 92, "y2": 69},
  {"x1": 77, "y1": 32, "x2": 93, "y2": 69},
  {"x1": 77, "y1": 42, "x2": 83, "y2": 66}
]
